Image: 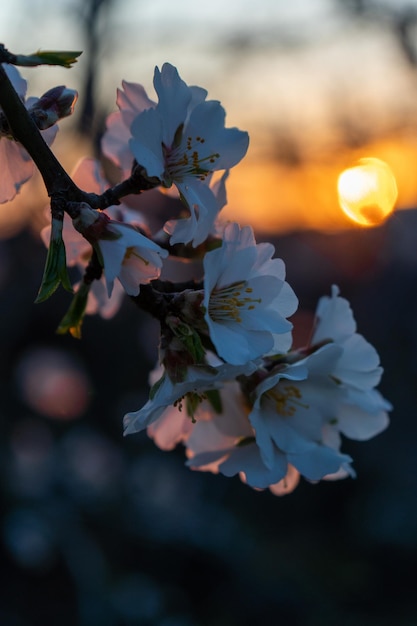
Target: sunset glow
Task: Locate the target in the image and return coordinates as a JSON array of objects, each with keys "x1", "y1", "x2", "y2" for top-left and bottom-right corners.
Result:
[{"x1": 337, "y1": 158, "x2": 398, "y2": 227}]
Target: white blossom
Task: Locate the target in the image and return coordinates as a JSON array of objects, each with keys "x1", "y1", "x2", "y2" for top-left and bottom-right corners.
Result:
[
  {"x1": 124, "y1": 357, "x2": 259, "y2": 436},
  {"x1": 186, "y1": 381, "x2": 290, "y2": 489},
  {"x1": 250, "y1": 349, "x2": 354, "y2": 482},
  {"x1": 249, "y1": 286, "x2": 391, "y2": 482},
  {"x1": 203, "y1": 222, "x2": 298, "y2": 365},
  {"x1": 102, "y1": 63, "x2": 248, "y2": 246},
  {"x1": 311, "y1": 285, "x2": 391, "y2": 442},
  {"x1": 73, "y1": 203, "x2": 167, "y2": 297},
  {"x1": 41, "y1": 158, "x2": 154, "y2": 316}
]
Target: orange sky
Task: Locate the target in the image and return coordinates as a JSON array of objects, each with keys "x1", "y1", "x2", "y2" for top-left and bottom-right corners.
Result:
[
  {"x1": 1, "y1": 127, "x2": 417, "y2": 240},
  {"x1": 222, "y1": 130, "x2": 417, "y2": 234},
  {"x1": 2, "y1": 2, "x2": 417, "y2": 238}
]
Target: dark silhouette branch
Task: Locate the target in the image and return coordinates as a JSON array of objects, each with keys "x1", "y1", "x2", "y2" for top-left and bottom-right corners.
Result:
[{"x1": 0, "y1": 63, "x2": 159, "y2": 211}]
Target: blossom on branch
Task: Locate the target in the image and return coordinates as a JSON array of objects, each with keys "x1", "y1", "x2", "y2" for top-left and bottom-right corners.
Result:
[
  {"x1": 101, "y1": 80, "x2": 158, "y2": 177},
  {"x1": 41, "y1": 158, "x2": 157, "y2": 317},
  {"x1": 202, "y1": 222, "x2": 298, "y2": 365},
  {"x1": 0, "y1": 52, "x2": 391, "y2": 499},
  {"x1": 310, "y1": 285, "x2": 391, "y2": 474},
  {"x1": 185, "y1": 381, "x2": 290, "y2": 488},
  {"x1": 163, "y1": 169, "x2": 230, "y2": 247},
  {"x1": 123, "y1": 356, "x2": 259, "y2": 437},
  {"x1": 73, "y1": 203, "x2": 168, "y2": 298},
  {"x1": 143, "y1": 286, "x2": 391, "y2": 496},
  {"x1": 155, "y1": 378, "x2": 300, "y2": 495},
  {"x1": 102, "y1": 63, "x2": 249, "y2": 246},
  {"x1": 249, "y1": 349, "x2": 355, "y2": 483},
  {"x1": 248, "y1": 285, "x2": 390, "y2": 484},
  {"x1": 28, "y1": 85, "x2": 78, "y2": 130}
]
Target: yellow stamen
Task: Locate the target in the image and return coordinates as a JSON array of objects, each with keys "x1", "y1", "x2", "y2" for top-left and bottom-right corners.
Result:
[
  {"x1": 209, "y1": 281, "x2": 262, "y2": 323},
  {"x1": 267, "y1": 384, "x2": 308, "y2": 417},
  {"x1": 164, "y1": 136, "x2": 220, "y2": 181},
  {"x1": 123, "y1": 247, "x2": 150, "y2": 266}
]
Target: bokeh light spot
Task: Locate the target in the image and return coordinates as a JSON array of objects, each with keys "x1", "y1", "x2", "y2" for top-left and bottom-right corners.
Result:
[
  {"x1": 15, "y1": 347, "x2": 91, "y2": 420},
  {"x1": 337, "y1": 157, "x2": 398, "y2": 227}
]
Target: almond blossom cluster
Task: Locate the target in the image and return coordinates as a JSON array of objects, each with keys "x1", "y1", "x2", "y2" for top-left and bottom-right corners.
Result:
[{"x1": 0, "y1": 55, "x2": 391, "y2": 496}]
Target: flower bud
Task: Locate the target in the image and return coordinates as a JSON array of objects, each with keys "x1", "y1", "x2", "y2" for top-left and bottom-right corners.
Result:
[
  {"x1": 29, "y1": 85, "x2": 78, "y2": 130},
  {"x1": 72, "y1": 203, "x2": 111, "y2": 243}
]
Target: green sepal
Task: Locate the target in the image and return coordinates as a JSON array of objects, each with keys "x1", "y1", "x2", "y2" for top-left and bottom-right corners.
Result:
[
  {"x1": 167, "y1": 362, "x2": 188, "y2": 385},
  {"x1": 236, "y1": 436, "x2": 256, "y2": 447},
  {"x1": 172, "y1": 123, "x2": 184, "y2": 148},
  {"x1": 35, "y1": 225, "x2": 73, "y2": 303},
  {"x1": 56, "y1": 281, "x2": 90, "y2": 339},
  {"x1": 168, "y1": 319, "x2": 206, "y2": 365},
  {"x1": 184, "y1": 388, "x2": 221, "y2": 421},
  {"x1": 149, "y1": 373, "x2": 165, "y2": 400},
  {"x1": 92, "y1": 242, "x2": 105, "y2": 269},
  {"x1": 185, "y1": 392, "x2": 202, "y2": 422},
  {"x1": 205, "y1": 389, "x2": 223, "y2": 414},
  {"x1": 15, "y1": 50, "x2": 82, "y2": 68},
  {"x1": 184, "y1": 328, "x2": 206, "y2": 364}
]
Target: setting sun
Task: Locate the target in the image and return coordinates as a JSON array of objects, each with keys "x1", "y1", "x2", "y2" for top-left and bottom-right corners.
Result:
[{"x1": 337, "y1": 157, "x2": 398, "y2": 227}]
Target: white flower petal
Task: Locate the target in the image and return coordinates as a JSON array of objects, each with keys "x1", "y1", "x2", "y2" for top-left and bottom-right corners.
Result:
[
  {"x1": 129, "y1": 107, "x2": 165, "y2": 179},
  {"x1": 221, "y1": 443, "x2": 287, "y2": 488},
  {"x1": 153, "y1": 63, "x2": 193, "y2": 147},
  {"x1": 147, "y1": 404, "x2": 194, "y2": 451},
  {"x1": 167, "y1": 179, "x2": 220, "y2": 247},
  {"x1": 336, "y1": 398, "x2": 390, "y2": 440},
  {"x1": 0, "y1": 140, "x2": 33, "y2": 203},
  {"x1": 313, "y1": 285, "x2": 356, "y2": 343},
  {"x1": 288, "y1": 444, "x2": 352, "y2": 481},
  {"x1": 185, "y1": 100, "x2": 249, "y2": 170}
]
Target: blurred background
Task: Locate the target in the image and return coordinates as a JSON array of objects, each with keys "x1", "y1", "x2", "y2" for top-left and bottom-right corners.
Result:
[{"x1": 1, "y1": 1, "x2": 417, "y2": 624}]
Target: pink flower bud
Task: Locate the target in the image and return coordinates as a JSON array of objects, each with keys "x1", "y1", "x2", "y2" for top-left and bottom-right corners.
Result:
[
  {"x1": 29, "y1": 85, "x2": 78, "y2": 130},
  {"x1": 72, "y1": 204, "x2": 110, "y2": 242}
]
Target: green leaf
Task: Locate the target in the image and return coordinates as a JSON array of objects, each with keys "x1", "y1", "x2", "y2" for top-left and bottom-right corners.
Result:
[
  {"x1": 35, "y1": 225, "x2": 73, "y2": 303},
  {"x1": 56, "y1": 282, "x2": 90, "y2": 339},
  {"x1": 15, "y1": 50, "x2": 82, "y2": 68}
]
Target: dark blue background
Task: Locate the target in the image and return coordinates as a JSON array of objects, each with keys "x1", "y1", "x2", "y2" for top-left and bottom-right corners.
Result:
[{"x1": 1, "y1": 208, "x2": 416, "y2": 625}]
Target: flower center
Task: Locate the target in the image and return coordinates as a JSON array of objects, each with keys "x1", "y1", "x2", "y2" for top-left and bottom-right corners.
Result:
[
  {"x1": 163, "y1": 135, "x2": 220, "y2": 183},
  {"x1": 209, "y1": 281, "x2": 262, "y2": 323},
  {"x1": 267, "y1": 384, "x2": 308, "y2": 417}
]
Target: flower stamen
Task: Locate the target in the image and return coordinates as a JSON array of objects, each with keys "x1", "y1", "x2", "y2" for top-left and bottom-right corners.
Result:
[
  {"x1": 209, "y1": 281, "x2": 262, "y2": 324},
  {"x1": 123, "y1": 247, "x2": 150, "y2": 266},
  {"x1": 163, "y1": 137, "x2": 220, "y2": 183},
  {"x1": 267, "y1": 384, "x2": 309, "y2": 417}
]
